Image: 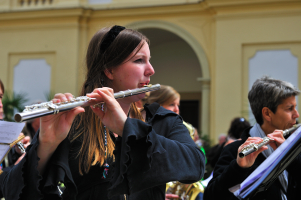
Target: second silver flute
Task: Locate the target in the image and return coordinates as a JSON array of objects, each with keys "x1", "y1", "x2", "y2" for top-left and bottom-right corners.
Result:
[
  {"x1": 14, "y1": 84, "x2": 160, "y2": 122},
  {"x1": 239, "y1": 124, "x2": 301, "y2": 158}
]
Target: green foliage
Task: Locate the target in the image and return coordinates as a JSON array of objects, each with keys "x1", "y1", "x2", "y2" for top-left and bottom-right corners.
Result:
[{"x1": 2, "y1": 91, "x2": 28, "y2": 121}]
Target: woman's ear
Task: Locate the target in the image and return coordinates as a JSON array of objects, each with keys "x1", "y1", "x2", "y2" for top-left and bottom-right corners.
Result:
[
  {"x1": 104, "y1": 68, "x2": 113, "y2": 80},
  {"x1": 262, "y1": 107, "x2": 272, "y2": 122}
]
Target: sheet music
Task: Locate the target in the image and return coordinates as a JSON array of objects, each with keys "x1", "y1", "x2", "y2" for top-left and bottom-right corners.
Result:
[
  {"x1": 231, "y1": 126, "x2": 301, "y2": 198},
  {"x1": 0, "y1": 144, "x2": 11, "y2": 161},
  {"x1": 0, "y1": 121, "x2": 25, "y2": 143}
]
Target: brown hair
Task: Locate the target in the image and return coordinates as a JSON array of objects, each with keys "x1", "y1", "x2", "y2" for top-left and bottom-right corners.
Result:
[
  {"x1": 0, "y1": 79, "x2": 4, "y2": 93},
  {"x1": 70, "y1": 26, "x2": 148, "y2": 175},
  {"x1": 146, "y1": 85, "x2": 180, "y2": 106}
]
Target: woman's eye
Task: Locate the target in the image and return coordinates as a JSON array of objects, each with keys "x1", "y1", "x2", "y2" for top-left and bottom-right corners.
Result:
[{"x1": 134, "y1": 59, "x2": 144, "y2": 63}]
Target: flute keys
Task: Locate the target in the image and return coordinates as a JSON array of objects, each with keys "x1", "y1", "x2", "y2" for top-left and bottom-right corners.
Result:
[{"x1": 241, "y1": 143, "x2": 256, "y2": 152}]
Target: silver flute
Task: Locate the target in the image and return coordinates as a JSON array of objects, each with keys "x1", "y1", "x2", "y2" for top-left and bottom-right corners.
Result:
[
  {"x1": 14, "y1": 84, "x2": 160, "y2": 122},
  {"x1": 239, "y1": 124, "x2": 301, "y2": 158}
]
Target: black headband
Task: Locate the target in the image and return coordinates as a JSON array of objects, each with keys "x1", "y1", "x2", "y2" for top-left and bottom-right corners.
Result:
[
  {"x1": 85, "y1": 25, "x2": 125, "y2": 89},
  {"x1": 100, "y1": 25, "x2": 125, "y2": 53}
]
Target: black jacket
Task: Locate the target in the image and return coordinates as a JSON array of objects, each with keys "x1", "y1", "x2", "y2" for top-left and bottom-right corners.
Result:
[
  {"x1": 0, "y1": 103, "x2": 205, "y2": 200},
  {"x1": 204, "y1": 127, "x2": 301, "y2": 200}
]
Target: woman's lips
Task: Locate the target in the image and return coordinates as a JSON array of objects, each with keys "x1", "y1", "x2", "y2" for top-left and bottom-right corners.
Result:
[{"x1": 140, "y1": 82, "x2": 149, "y2": 86}]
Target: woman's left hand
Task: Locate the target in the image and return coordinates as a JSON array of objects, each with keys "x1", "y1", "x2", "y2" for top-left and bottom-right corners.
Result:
[
  {"x1": 267, "y1": 129, "x2": 285, "y2": 150},
  {"x1": 87, "y1": 87, "x2": 127, "y2": 137}
]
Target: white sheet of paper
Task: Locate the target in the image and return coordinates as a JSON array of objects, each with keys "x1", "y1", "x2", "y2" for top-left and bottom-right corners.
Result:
[
  {"x1": 0, "y1": 144, "x2": 11, "y2": 161},
  {"x1": 0, "y1": 121, "x2": 25, "y2": 143}
]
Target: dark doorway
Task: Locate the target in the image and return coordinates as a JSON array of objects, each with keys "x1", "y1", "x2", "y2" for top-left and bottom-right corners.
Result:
[{"x1": 179, "y1": 100, "x2": 199, "y2": 131}]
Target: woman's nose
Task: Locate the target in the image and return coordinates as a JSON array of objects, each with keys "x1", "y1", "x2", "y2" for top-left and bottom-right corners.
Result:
[
  {"x1": 174, "y1": 105, "x2": 179, "y2": 115},
  {"x1": 294, "y1": 109, "x2": 300, "y2": 119},
  {"x1": 145, "y1": 63, "x2": 155, "y2": 77}
]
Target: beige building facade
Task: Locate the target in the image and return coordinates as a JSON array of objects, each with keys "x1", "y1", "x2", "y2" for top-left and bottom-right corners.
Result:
[{"x1": 0, "y1": 0, "x2": 300, "y2": 143}]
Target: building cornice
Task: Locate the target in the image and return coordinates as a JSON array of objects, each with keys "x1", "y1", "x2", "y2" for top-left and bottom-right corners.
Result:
[{"x1": 206, "y1": 0, "x2": 301, "y2": 19}]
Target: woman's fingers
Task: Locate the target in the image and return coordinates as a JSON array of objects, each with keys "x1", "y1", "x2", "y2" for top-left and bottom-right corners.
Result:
[
  {"x1": 90, "y1": 90, "x2": 116, "y2": 119},
  {"x1": 87, "y1": 88, "x2": 114, "y2": 100},
  {"x1": 238, "y1": 137, "x2": 263, "y2": 151},
  {"x1": 53, "y1": 93, "x2": 67, "y2": 102},
  {"x1": 267, "y1": 129, "x2": 286, "y2": 150},
  {"x1": 53, "y1": 93, "x2": 74, "y2": 103}
]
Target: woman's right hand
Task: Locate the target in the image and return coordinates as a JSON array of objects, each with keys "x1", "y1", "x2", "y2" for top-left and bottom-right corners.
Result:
[
  {"x1": 39, "y1": 93, "x2": 85, "y2": 148},
  {"x1": 236, "y1": 137, "x2": 268, "y2": 168},
  {"x1": 37, "y1": 93, "x2": 85, "y2": 175}
]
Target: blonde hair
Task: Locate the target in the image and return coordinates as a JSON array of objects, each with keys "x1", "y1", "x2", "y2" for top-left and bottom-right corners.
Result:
[{"x1": 146, "y1": 85, "x2": 180, "y2": 106}]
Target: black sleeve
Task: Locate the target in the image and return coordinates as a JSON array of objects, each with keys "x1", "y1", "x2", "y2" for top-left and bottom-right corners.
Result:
[
  {"x1": 204, "y1": 142, "x2": 255, "y2": 200},
  {"x1": 0, "y1": 133, "x2": 43, "y2": 199},
  {"x1": 108, "y1": 115, "x2": 205, "y2": 197},
  {"x1": 0, "y1": 132, "x2": 76, "y2": 200}
]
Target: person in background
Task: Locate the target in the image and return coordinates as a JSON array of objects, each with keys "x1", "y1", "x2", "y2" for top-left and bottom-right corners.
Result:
[
  {"x1": 206, "y1": 134, "x2": 226, "y2": 168},
  {"x1": 218, "y1": 134, "x2": 227, "y2": 146},
  {"x1": 0, "y1": 79, "x2": 30, "y2": 200},
  {"x1": 0, "y1": 79, "x2": 30, "y2": 169},
  {"x1": 207, "y1": 118, "x2": 250, "y2": 170},
  {"x1": 146, "y1": 84, "x2": 205, "y2": 200},
  {"x1": 146, "y1": 85, "x2": 200, "y2": 142},
  {"x1": 225, "y1": 117, "x2": 251, "y2": 146}
]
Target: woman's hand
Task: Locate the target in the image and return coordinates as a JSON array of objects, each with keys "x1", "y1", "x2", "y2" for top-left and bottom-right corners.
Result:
[
  {"x1": 267, "y1": 129, "x2": 285, "y2": 150},
  {"x1": 237, "y1": 137, "x2": 268, "y2": 168},
  {"x1": 37, "y1": 93, "x2": 85, "y2": 175},
  {"x1": 87, "y1": 88, "x2": 127, "y2": 137},
  {"x1": 39, "y1": 93, "x2": 85, "y2": 147}
]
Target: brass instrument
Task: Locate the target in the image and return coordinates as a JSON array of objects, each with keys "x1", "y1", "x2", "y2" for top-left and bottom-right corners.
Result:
[
  {"x1": 14, "y1": 84, "x2": 160, "y2": 122},
  {"x1": 183, "y1": 121, "x2": 195, "y2": 140},
  {"x1": 239, "y1": 124, "x2": 301, "y2": 158},
  {"x1": 166, "y1": 181, "x2": 204, "y2": 200},
  {"x1": 165, "y1": 122, "x2": 203, "y2": 199}
]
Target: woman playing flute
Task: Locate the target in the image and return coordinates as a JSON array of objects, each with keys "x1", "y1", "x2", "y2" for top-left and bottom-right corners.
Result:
[
  {"x1": 0, "y1": 25, "x2": 205, "y2": 200},
  {"x1": 204, "y1": 76, "x2": 301, "y2": 200}
]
